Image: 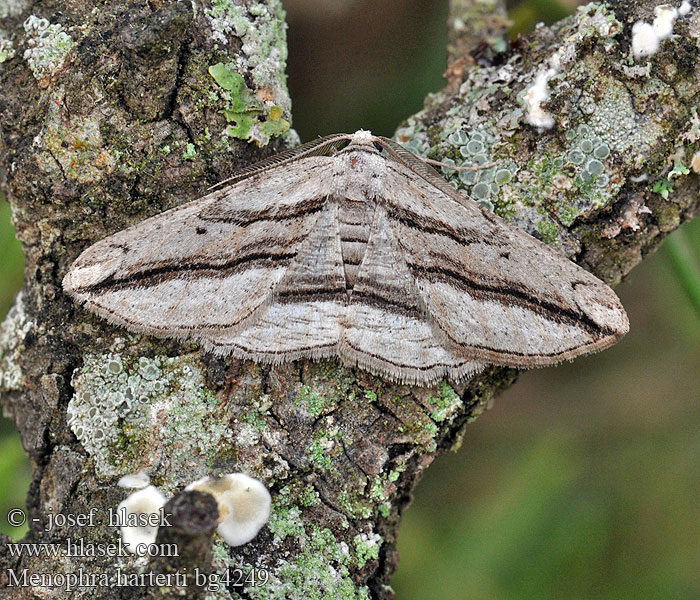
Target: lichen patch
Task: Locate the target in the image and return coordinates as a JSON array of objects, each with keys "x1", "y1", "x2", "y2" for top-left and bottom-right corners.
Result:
[
  {"x1": 0, "y1": 292, "x2": 32, "y2": 394},
  {"x1": 68, "y1": 353, "x2": 232, "y2": 485},
  {"x1": 23, "y1": 15, "x2": 74, "y2": 83}
]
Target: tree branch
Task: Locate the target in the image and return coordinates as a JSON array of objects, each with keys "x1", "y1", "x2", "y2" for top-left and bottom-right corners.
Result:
[{"x1": 1, "y1": 1, "x2": 698, "y2": 599}]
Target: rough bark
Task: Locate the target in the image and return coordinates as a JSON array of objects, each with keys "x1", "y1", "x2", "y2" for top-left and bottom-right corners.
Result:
[
  {"x1": 445, "y1": 0, "x2": 510, "y2": 88},
  {"x1": 1, "y1": 1, "x2": 699, "y2": 599}
]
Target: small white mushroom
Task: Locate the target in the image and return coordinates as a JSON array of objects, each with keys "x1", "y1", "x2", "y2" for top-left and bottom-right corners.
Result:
[
  {"x1": 117, "y1": 485, "x2": 166, "y2": 554},
  {"x1": 186, "y1": 473, "x2": 271, "y2": 546},
  {"x1": 117, "y1": 471, "x2": 151, "y2": 489}
]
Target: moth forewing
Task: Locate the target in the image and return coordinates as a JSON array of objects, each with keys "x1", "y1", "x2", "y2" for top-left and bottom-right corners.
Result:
[{"x1": 63, "y1": 130, "x2": 628, "y2": 385}]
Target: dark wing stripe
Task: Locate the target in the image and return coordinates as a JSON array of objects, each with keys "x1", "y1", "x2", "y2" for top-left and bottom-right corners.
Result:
[
  {"x1": 411, "y1": 264, "x2": 614, "y2": 337},
  {"x1": 384, "y1": 203, "x2": 500, "y2": 247},
  {"x1": 275, "y1": 288, "x2": 347, "y2": 302},
  {"x1": 350, "y1": 290, "x2": 422, "y2": 315},
  {"x1": 341, "y1": 339, "x2": 470, "y2": 371},
  {"x1": 82, "y1": 252, "x2": 297, "y2": 293},
  {"x1": 199, "y1": 197, "x2": 326, "y2": 225}
]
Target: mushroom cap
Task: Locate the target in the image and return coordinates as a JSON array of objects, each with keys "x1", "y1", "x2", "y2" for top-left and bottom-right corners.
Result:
[
  {"x1": 186, "y1": 473, "x2": 271, "y2": 546},
  {"x1": 117, "y1": 470, "x2": 150, "y2": 489},
  {"x1": 117, "y1": 485, "x2": 166, "y2": 554}
]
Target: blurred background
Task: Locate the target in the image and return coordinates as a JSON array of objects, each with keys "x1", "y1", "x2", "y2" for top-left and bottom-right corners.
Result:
[{"x1": 1, "y1": 0, "x2": 699, "y2": 598}]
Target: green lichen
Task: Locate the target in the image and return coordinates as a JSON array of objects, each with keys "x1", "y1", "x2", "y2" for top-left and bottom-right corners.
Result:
[
  {"x1": 536, "y1": 219, "x2": 559, "y2": 246},
  {"x1": 423, "y1": 421, "x2": 438, "y2": 435},
  {"x1": 264, "y1": 487, "x2": 382, "y2": 593},
  {"x1": 205, "y1": 0, "x2": 291, "y2": 146},
  {"x1": 363, "y1": 389, "x2": 377, "y2": 402},
  {"x1": 240, "y1": 391, "x2": 272, "y2": 435},
  {"x1": 367, "y1": 476, "x2": 392, "y2": 517},
  {"x1": 298, "y1": 485, "x2": 321, "y2": 507},
  {"x1": 0, "y1": 35, "x2": 15, "y2": 63},
  {"x1": 669, "y1": 157, "x2": 690, "y2": 179},
  {"x1": 208, "y1": 61, "x2": 289, "y2": 146},
  {"x1": 68, "y1": 353, "x2": 232, "y2": 488},
  {"x1": 307, "y1": 435, "x2": 334, "y2": 472},
  {"x1": 23, "y1": 15, "x2": 74, "y2": 81},
  {"x1": 267, "y1": 502, "x2": 305, "y2": 543},
  {"x1": 182, "y1": 143, "x2": 197, "y2": 160},
  {"x1": 301, "y1": 359, "x2": 356, "y2": 408},
  {"x1": 653, "y1": 156, "x2": 692, "y2": 199},
  {"x1": 209, "y1": 61, "x2": 248, "y2": 93},
  {"x1": 296, "y1": 385, "x2": 327, "y2": 417},
  {"x1": 337, "y1": 491, "x2": 372, "y2": 520},
  {"x1": 652, "y1": 178, "x2": 673, "y2": 199},
  {"x1": 353, "y1": 532, "x2": 382, "y2": 568},
  {"x1": 427, "y1": 381, "x2": 462, "y2": 423},
  {"x1": 0, "y1": 292, "x2": 31, "y2": 394},
  {"x1": 245, "y1": 524, "x2": 371, "y2": 600}
]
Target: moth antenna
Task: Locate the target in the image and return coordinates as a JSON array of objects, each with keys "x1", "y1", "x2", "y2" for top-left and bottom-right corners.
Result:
[
  {"x1": 207, "y1": 133, "x2": 352, "y2": 191},
  {"x1": 376, "y1": 136, "x2": 483, "y2": 209},
  {"x1": 421, "y1": 157, "x2": 498, "y2": 171}
]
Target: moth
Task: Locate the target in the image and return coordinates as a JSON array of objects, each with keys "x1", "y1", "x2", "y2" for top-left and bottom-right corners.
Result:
[{"x1": 63, "y1": 130, "x2": 629, "y2": 385}]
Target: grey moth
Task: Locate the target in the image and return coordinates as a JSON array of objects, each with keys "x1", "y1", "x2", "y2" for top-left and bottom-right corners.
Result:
[{"x1": 63, "y1": 130, "x2": 629, "y2": 385}]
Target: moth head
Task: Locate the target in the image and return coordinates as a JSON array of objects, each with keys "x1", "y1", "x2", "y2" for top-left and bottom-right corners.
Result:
[
  {"x1": 185, "y1": 473, "x2": 271, "y2": 546},
  {"x1": 342, "y1": 130, "x2": 390, "y2": 158},
  {"x1": 351, "y1": 129, "x2": 374, "y2": 141}
]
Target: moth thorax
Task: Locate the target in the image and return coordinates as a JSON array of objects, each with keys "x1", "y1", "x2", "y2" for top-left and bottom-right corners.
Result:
[{"x1": 337, "y1": 199, "x2": 373, "y2": 292}]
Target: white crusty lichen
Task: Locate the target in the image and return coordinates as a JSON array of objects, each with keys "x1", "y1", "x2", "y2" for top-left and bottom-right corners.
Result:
[
  {"x1": 522, "y1": 66, "x2": 558, "y2": 130},
  {"x1": 0, "y1": 292, "x2": 33, "y2": 394},
  {"x1": 0, "y1": 0, "x2": 28, "y2": 19},
  {"x1": 522, "y1": 49, "x2": 567, "y2": 131},
  {"x1": 23, "y1": 15, "x2": 74, "y2": 80},
  {"x1": 631, "y1": 21, "x2": 661, "y2": 58},
  {"x1": 632, "y1": 2, "x2": 693, "y2": 59},
  {"x1": 68, "y1": 353, "x2": 232, "y2": 484}
]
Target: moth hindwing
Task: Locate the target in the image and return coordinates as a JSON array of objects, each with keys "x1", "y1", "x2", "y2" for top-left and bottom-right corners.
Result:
[{"x1": 63, "y1": 130, "x2": 628, "y2": 385}]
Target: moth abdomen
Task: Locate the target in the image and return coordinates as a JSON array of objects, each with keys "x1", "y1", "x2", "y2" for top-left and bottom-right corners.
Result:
[{"x1": 336, "y1": 198, "x2": 373, "y2": 291}]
